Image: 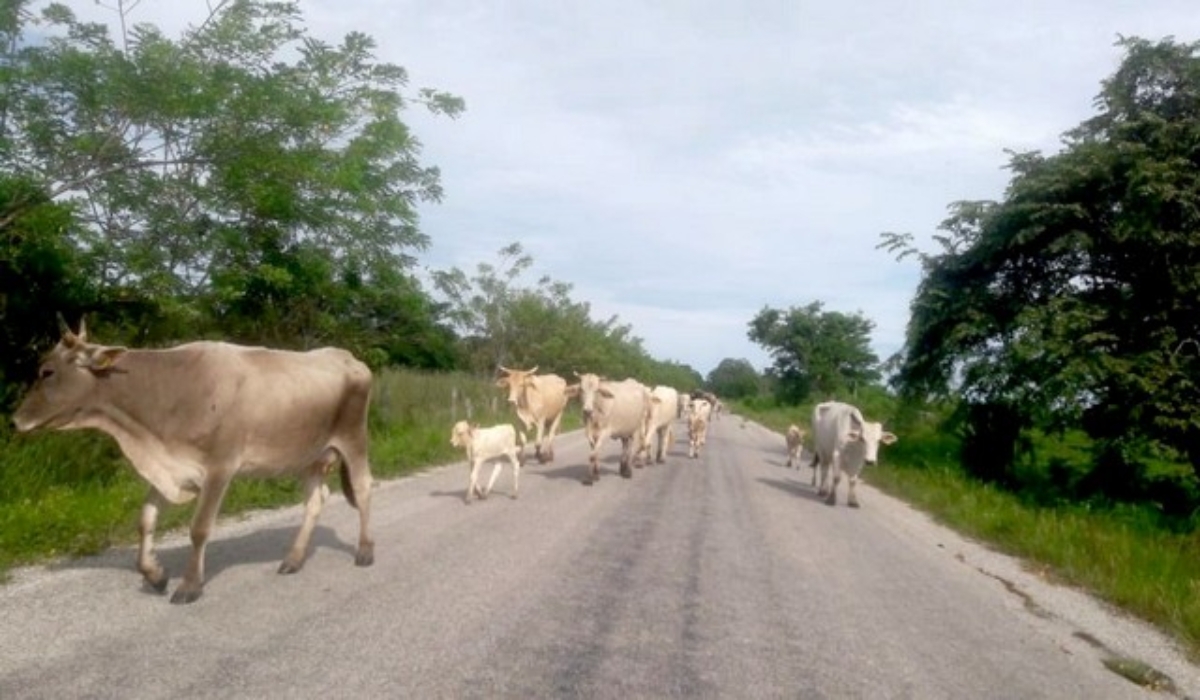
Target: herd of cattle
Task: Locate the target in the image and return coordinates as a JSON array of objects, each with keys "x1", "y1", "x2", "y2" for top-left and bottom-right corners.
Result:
[{"x1": 9, "y1": 323, "x2": 896, "y2": 603}]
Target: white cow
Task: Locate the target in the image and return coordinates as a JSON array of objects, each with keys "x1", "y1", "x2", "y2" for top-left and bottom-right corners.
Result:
[
  {"x1": 495, "y1": 366, "x2": 570, "y2": 464},
  {"x1": 450, "y1": 421, "x2": 524, "y2": 503},
  {"x1": 785, "y1": 424, "x2": 805, "y2": 468},
  {"x1": 642, "y1": 385, "x2": 679, "y2": 464},
  {"x1": 811, "y1": 401, "x2": 897, "y2": 508},
  {"x1": 688, "y1": 398, "x2": 712, "y2": 458},
  {"x1": 572, "y1": 373, "x2": 651, "y2": 485}
]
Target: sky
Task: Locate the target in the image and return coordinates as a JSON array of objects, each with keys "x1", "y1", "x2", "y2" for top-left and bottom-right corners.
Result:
[{"x1": 71, "y1": 1, "x2": 1200, "y2": 376}]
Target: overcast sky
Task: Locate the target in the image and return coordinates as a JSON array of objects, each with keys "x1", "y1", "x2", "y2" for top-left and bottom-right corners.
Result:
[{"x1": 76, "y1": 1, "x2": 1200, "y2": 375}]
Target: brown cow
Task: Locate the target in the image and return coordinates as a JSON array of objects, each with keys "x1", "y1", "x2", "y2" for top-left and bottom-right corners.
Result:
[
  {"x1": 495, "y1": 366, "x2": 569, "y2": 463},
  {"x1": 11, "y1": 319, "x2": 375, "y2": 604}
]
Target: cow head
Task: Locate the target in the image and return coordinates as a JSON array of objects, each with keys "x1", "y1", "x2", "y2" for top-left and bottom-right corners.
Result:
[
  {"x1": 449, "y1": 420, "x2": 474, "y2": 448},
  {"x1": 12, "y1": 318, "x2": 128, "y2": 432},
  {"x1": 495, "y1": 366, "x2": 537, "y2": 407},
  {"x1": 573, "y1": 372, "x2": 603, "y2": 421},
  {"x1": 847, "y1": 420, "x2": 898, "y2": 466}
]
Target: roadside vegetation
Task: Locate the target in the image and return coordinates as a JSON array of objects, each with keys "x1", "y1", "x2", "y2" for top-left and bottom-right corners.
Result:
[{"x1": 1, "y1": 0, "x2": 1198, "y2": 667}]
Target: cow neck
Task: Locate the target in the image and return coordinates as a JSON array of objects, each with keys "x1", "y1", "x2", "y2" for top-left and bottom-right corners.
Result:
[{"x1": 79, "y1": 345, "x2": 215, "y2": 503}]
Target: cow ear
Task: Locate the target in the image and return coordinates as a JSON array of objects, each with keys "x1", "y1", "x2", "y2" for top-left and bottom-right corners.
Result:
[
  {"x1": 598, "y1": 387, "x2": 614, "y2": 399},
  {"x1": 494, "y1": 378, "x2": 508, "y2": 388},
  {"x1": 565, "y1": 384, "x2": 580, "y2": 397},
  {"x1": 881, "y1": 432, "x2": 898, "y2": 445},
  {"x1": 88, "y1": 346, "x2": 126, "y2": 372}
]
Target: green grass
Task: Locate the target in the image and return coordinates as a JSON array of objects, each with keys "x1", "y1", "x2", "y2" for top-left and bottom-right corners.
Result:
[{"x1": 733, "y1": 398, "x2": 1200, "y2": 662}]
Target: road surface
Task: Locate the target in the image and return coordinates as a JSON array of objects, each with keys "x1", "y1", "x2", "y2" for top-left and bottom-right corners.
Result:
[{"x1": 1, "y1": 413, "x2": 1196, "y2": 698}]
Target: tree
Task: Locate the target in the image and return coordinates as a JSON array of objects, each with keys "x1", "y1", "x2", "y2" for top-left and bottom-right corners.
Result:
[
  {"x1": 705, "y1": 358, "x2": 761, "y2": 400},
  {"x1": 748, "y1": 302, "x2": 880, "y2": 404},
  {"x1": 433, "y1": 242, "x2": 700, "y2": 383},
  {"x1": 0, "y1": 176, "x2": 96, "y2": 409},
  {"x1": 883, "y1": 36, "x2": 1200, "y2": 482},
  {"x1": 1, "y1": 0, "x2": 463, "y2": 351}
]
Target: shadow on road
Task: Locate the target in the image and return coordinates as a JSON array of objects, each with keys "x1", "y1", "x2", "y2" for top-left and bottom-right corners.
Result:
[
  {"x1": 53, "y1": 523, "x2": 357, "y2": 586},
  {"x1": 757, "y1": 476, "x2": 827, "y2": 505}
]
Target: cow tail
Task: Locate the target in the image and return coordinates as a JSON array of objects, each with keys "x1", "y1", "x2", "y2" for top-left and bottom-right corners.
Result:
[{"x1": 340, "y1": 462, "x2": 359, "y2": 510}]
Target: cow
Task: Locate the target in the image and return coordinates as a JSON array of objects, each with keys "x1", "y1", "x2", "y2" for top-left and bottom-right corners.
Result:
[
  {"x1": 572, "y1": 373, "x2": 651, "y2": 485},
  {"x1": 495, "y1": 366, "x2": 570, "y2": 464},
  {"x1": 450, "y1": 421, "x2": 524, "y2": 504},
  {"x1": 785, "y1": 424, "x2": 806, "y2": 468},
  {"x1": 811, "y1": 401, "x2": 897, "y2": 508},
  {"x1": 642, "y1": 385, "x2": 679, "y2": 464},
  {"x1": 11, "y1": 319, "x2": 375, "y2": 604},
  {"x1": 688, "y1": 398, "x2": 712, "y2": 459}
]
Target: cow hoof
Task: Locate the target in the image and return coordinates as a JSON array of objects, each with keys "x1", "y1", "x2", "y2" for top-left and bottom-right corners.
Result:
[
  {"x1": 144, "y1": 574, "x2": 169, "y2": 594},
  {"x1": 582, "y1": 479, "x2": 594, "y2": 486},
  {"x1": 824, "y1": 498, "x2": 836, "y2": 507},
  {"x1": 620, "y1": 469, "x2": 632, "y2": 479},
  {"x1": 848, "y1": 501, "x2": 860, "y2": 509},
  {"x1": 170, "y1": 588, "x2": 203, "y2": 605},
  {"x1": 278, "y1": 560, "x2": 303, "y2": 575},
  {"x1": 355, "y1": 545, "x2": 375, "y2": 567}
]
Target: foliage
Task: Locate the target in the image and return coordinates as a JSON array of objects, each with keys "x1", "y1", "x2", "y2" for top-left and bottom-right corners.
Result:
[
  {"x1": 0, "y1": 176, "x2": 96, "y2": 409},
  {"x1": 884, "y1": 36, "x2": 1200, "y2": 484},
  {"x1": 705, "y1": 358, "x2": 762, "y2": 400},
  {"x1": 1, "y1": 0, "x2": 462, "y2": 360},
  {"x1": 433, "y1": 242, "x2": 704, "y2": 387},
  {"x1": 747, "y1": 301, "x2": 881, "y2": 404}
]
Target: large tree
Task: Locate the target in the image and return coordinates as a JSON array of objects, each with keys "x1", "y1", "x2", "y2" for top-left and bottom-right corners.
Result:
[
  {"x1": 883, "y1": 36, "x2": 1200, "y2": 481},
  {"x1": 1, "y1": 0, "x2": 462, "y2": 358},
  {"x1": 747, "y1": 302, "x2": 880, "y2": 404}
]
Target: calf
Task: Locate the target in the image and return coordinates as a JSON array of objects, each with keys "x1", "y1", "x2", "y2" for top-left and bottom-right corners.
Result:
[
  {"x1": 785, "y1": 424, "x2": 805, "y2": 468},
  {"x1": 450, "y1": 421, "x2": 524, "y2": 503},
  {"x1": 811, "y1": 401, "x2": 897, "y2": 508},
  {"x1": 688, "y1": 398, "x2": 712, "y2": 458}
]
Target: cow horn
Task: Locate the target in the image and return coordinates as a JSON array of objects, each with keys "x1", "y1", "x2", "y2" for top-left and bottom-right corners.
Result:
[{"x1": 57, "y1": 312, "x2": 80, "y2": 347}]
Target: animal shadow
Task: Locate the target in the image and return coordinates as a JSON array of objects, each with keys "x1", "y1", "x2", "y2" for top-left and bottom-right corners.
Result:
[
  {"x1": 56, "y1": 523, "x2": 357, "y2": 589},
  {"x1": 757, "y1": 476, "x2": 827, "y2": 504}
]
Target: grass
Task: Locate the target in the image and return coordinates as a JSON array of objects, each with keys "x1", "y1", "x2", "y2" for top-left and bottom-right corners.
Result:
[{"x1": 733, "y1": 398, "x2": 1200, "y2": 662}]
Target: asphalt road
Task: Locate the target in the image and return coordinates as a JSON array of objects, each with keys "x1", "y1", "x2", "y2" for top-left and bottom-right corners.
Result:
[{"x1": 1, "y1": 413, "x2": 1197, "y2": 699}]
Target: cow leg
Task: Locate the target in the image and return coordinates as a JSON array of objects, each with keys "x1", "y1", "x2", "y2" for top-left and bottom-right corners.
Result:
[
  {"x1": 825, "y1": 465, "x2": 840, "y2": 507},
  {"x1": 847, "y1": 473, "x2": 860, "y2": 508},
  {"x1": 137, "y1": 489, "x2": 169, "y2": 593},
  {"x1": 466, "y1": 459, "x2": 484, "y2": 503},
  {"x1": 508, "y1": 451, "x2": 521, "y2": 498},
  {"x1": 347, "y1": 462, "x2": 374, "y2": 567},
  {"x1": 584, "y1": 426, "x2": 607, "y2": 485},
  {"x1": 172, "y1": 473, "x2": 233, "y2": 604},
  {"x1": 619, "y1": 437, "x2": 633, "y2": 478},
  {"x1": 280, "y1": 470, "x2": 329, "y2": 574},
  {"x1": 483, "y1": 458, "x2": 505, "y2": 498}
]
